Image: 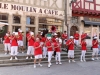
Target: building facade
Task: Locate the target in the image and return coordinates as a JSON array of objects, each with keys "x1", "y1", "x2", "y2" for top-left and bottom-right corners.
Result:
[
  {"x1": 0, "y1": 0, "x2": 69, "y2": 46},
  {"x1": 71, "y1": 0, "x2": 100, "y2": 46}
]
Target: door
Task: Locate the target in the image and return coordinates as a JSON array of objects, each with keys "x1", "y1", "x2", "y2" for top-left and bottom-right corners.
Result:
[{"x1": 70, "y1": 26, "x2": 78, "y2": 36}]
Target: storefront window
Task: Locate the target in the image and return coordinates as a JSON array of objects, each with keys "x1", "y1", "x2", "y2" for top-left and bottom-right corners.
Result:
[
  {"x1": 0, "y1": 14, "x2": 8, "y2": 23},
  {"x1": 26, "y1": 16, "x2": 35, "y2": 25},
  {"x1": 13, "y1": 15, "x2": 21, "y2": 24},
  {"x1": 84, "y1": 25, "x2": 91, "y2": 39},
  {"x1": 39, "y1": 17, "x2": 62, "y2": 32}
]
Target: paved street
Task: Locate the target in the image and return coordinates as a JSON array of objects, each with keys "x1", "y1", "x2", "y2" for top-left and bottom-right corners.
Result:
[{"x1": 0, "y1": 61, "x2": 100, "y2": 75}]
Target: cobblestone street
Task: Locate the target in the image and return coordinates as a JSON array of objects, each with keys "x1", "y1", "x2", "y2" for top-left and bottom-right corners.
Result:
[{"x1": 0, "y1": 61, "x2": 100, "y2": 75}]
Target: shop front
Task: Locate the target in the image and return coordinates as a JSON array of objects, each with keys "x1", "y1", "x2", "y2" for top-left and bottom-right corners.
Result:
[
  {"x1": 0, "y1": 2, "x2": 64, "y2": 47},
  {"x1": 81, "y1": 17, "x2": 100, "y2": 46}
]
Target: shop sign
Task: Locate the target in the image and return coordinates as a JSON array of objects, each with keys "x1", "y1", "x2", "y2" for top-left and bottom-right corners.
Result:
[
  {"x1": 84, "y1": 17, "x2": 100, "y2": 22},
  {"x1": 0, "y1": 2, "x2": 64, "y2": 16}
]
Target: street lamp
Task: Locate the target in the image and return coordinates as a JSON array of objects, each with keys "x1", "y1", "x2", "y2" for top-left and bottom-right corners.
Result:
[{"x1": 65, "y1": 0, "x2": 76, "y2": 39}]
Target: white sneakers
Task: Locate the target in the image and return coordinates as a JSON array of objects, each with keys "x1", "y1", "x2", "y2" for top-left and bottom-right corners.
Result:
[
  {"x1": 48, "y1": 64, "x2": 50, "y2": 68},
  {"x1": 69, "y1": 60, "x2": 71, "y2": 63},
  {"x1": 34, "y1": 64, "x2": 36, "y2": 68},
  {"x1": 15, "y1": 57, "x2": 18, "y2": 60},
  {"x1": 10, "y1": 57, "x2": 18, "y2": 60},
  {"x1": 92, "y1": 58, "x2": 95, "y2": 61},
  {"x1": 34, "y1": 63, "x2": 42, "y2": 68},
  {"x1": 56, "y1": 62, "x2": 62, "y2": 65},
  {"x1": 30, "y1": 57, "x2": 33, "y2": 59},
  {"x1": 26, "y1": 57, "x2": 33, "y2": 59},
  {"x1": 38, "y1": 63, "x2": 42, "y2": 67},
  {"x1": 92, "y1": 58, "x2": 99, "y2": 60},
  {"x1": 56, "y1": 62, "x2": 58, "y2": 65},
  {"x1": 26, "y1": 57, "x2": 29, "y2": 59},
  {"x1": 69, "y1": 60, "x2": 76, "y2": 63},
  {"x1": 10, "y1": 57, "x2": 13, "y2": 60}
]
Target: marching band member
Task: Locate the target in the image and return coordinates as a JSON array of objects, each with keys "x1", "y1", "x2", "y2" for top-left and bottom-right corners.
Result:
[
  {"x1": 33, "y1": 38, "x2": 43, "y2": 68},
  {"x1": 74, "y1": 31, "x2": 80, "y2": 46},
  {"x1": 10, "y1": 32, "x2": 18, "y2": 60},
  {"x1": 46, "y1": 37, "x2": 53, "y2": 68},
  {"x1": 62, "y1": 31, "x2": 67, "y2": 48},
  {"x1": 41, "y1": 34, "x2": 47, "y2": 58},
  {"x1": 18, "y1": 30, "x2": 24, "y2": 53},
  {"x1": 52, "y1": 33, "x2": 57, "y2": 57},
  {"x1": 92, "y1": 37, "x2": 99, "y2": 60},
  {"x1": 26, "y1": 32, "x2": 35, "y2": 59},
  {"x1": 4, "y1": 33, "x2": 11, "y2": 55},
  {"x1": 66, "y1": 36, "x2": 75, "y2": 63},
  {"x1": 81, "y1": 32, "x2": 87, "y2": 41},
  {"x1": 80, "y1": 39, "x2": 87, "y2": 62},
  {"x1": 54, "y1": 38, "x2": 62, "y2": 65}
]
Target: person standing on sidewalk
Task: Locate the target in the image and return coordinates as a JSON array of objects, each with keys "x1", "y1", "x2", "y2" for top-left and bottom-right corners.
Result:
[
  {"x1": 62, "y1": 31, "x2": 67, "y2": 49},
  {"x1": 54, "y1": 38, "x2": 62, "y2": 65},
  {"x1": 4, "y1": 33, "x2": 11, "y2": 55},
  {"x1": 80, "y1": 39, "x2": 87, "y2": 62},
  {"x1": 46, "y1": 37, "x2": 53, "y2": 68},
  {"x1": 33, "y1": 38, "x2": 43, "y2": 68},
  {"x1": 66, "y1": 36, "x2": 75, "y2": 63},
  {"x1": 26, "y1": 32, "x2": 35, "y2": 59},
  {"x1": 41, "y1": 34, "x2": 47, "y2": 58},
  {"x1": 74, "y1": 31, "x2": 80, "y2": 47},
  {"x1": 10, "y1": 32, "x2": 18, "y2": 60},
  {"x1": 18, "y1": 30, "x2": 24, "y2": 53},
  {"x1": 92, "y1": 37, "x2": 99, "y2": 60}
]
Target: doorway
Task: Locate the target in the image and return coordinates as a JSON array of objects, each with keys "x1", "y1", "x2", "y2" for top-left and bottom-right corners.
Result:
[{"x1": 70, "y1": 26, "x2": 78, "y2": 36}]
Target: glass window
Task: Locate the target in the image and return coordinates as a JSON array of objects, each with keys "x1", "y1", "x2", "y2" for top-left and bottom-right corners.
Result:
[
  {"x1": 13, "y1": 15, "x2": 21, "y2": 24},
  {"x1": 84, "y1": 25, "x2": 91, "y2": 39},
  {"x1": 86, "y1": 0, "x2": 94, "y2": 2},
  {"x1": 0, "y1": 14, "x2": 8, "y2": 23},
  {"x1": 26, "y1": 16, "x2": 35, "y2": 25}
]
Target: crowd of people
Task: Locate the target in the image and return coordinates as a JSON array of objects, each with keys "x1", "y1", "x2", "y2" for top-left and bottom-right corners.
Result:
[{"x1": 3, "y1": 29, "x2": 100, "y2": 68}]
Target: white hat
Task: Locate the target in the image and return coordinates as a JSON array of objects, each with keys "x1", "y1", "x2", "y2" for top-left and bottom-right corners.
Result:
[
  {"x1": 94, "y1": 37, "x2": 97, "y2": 39},
  {"x1": 47, "y1": 37, "x2": 51, "y2": 40},
  {"x1": 15, "y1": 32, "x2": 18, "y2": 35},
  {"x1": 19, "y1": 30, "x2": 22, "y2": 32},
  {"x1": 13, "y1": 32, "x2": 15, "y2": 34},
  {"x1": 6, "y1": 33, "x2": 9, "y2": 36},
  {"x1": 18, "y1": 28, "x2": 21, "y2": 31},
  {"x1": 30, "y1": 32, "x2": 34, "y2": 36},
  {"x1": 70, "y1": 36, "x2": 74, "y2": 38},
  {"x1": 54, "y1": 33, "x2": 57, "y2": 35},
  {"x1": 41, "y1": 32, "x2": 43, "y2": 35},
  {"x1": 56, "y1": 38, "x2": 59, "y2": 40}
]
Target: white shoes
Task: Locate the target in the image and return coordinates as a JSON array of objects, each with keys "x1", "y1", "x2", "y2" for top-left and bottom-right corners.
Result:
[
  {"x1": 50, "y1": 63, "x2": 52, "y2": 66},
  {"x1": 48, "y1": 64, "x2": 50, "y2": 68},
  {"x1": 59, "y1": 62, "x2": 62, "y2": 65},
  {"x1": 56, "y1": 62, "x2": 58, "y2": 65},
  {"x1": 5, "y1": 53, "x2": 7, "y2": 55},
  {"x1": 80, "y1": 60, "x2": 83, "y2": 62},
  {"x1": 26, "y1": 57, "x2": 29, "y2": 59},
  {"x1": 92, "y1": 58, "x2": 95, "y2": 61},
  {"x1": 30, "y1": 57, "x2": 33, "y2": 59},
  {"x1": 15, "y1": 57, "x2": 18, "y2": 60},
  {"x1": 10, "y1": 57, "x2": 13, "y2": 60},
  {"x1": 34, "y1": 64, "x2": 36, "y2": 68},
  {"x1": 22, "y1": 52, "x2": 24, "y2": 54},
  {"x1": 72, "y1": 60, "x2": 75, "y2": 62},
  {"x1": 68, "y1": 60, "x2": 71, "y2": 63},
  {"x1": 96, "y1": 58, "x2": 99, "y2": 60},
  {"x1": 38, "y1": 63, "x2": 42, "y2": 67}
]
